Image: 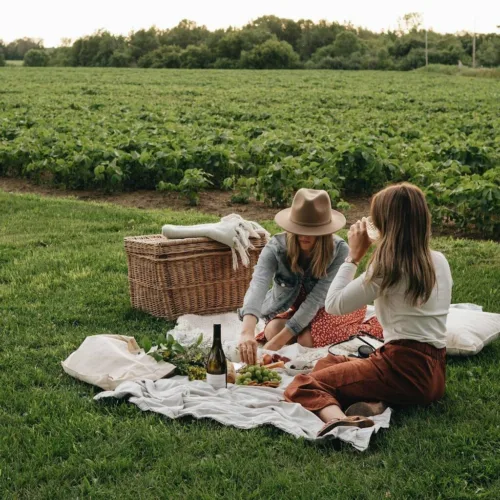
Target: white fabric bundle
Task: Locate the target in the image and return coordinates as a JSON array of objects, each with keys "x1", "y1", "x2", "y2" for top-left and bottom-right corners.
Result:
[
  {"x1": 61, "y1": 335, "x2": 176, "y2": 390},
  {"x1": 162, "y1": 214, "x2": 270, "y2": 270}
]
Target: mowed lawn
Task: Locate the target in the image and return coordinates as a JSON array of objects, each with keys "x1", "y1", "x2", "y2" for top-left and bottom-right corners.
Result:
[{"x1": 1, "y1": 191, "x2": 499, "y2": 499}]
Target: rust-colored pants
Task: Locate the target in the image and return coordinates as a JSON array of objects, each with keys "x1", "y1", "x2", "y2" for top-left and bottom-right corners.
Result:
[{"x1": 284, "y1": 340, "x2": 446, "y2": 411}]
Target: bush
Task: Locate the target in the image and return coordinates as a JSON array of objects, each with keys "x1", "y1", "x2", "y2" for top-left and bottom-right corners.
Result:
[
  {"x1": 223, "y1": 176, "x2": 256, "y2": 204},
  {"x1": 331, "y1": 31, "x2": 363, "y2": 57},
  {"x1": 399, "y1": 48, "x2": 426, "y2": 70},
  {"x1": 253, "y1": 157, "x2": 341, "y2": 208},
  {"x1": 24, "y1": 49, "x2": 49, "y2": 67},
  {"x1": 180, "y1": 44, "x2": 214, "y2": 69},
  {"x1": 48, "y1": 47, "x2": 74, "y2": 66},
  {"x1": 138, "y1": 45, "x2": 182, "y2": 68},
  {"x1": 109, "y1": 49, "x2": 133, "y2": 67},
  {"x1": 213, "y1": 57, "x2": 240, "y2": 69},
  {"x1": 240, "y1": 38, "x2": 300, "y2": 69},
  {"x1": 425, "y1": 170, "x2": 500, "y2": 236},
  {"x1": 0, "y1": 52, "x2": 5, "y2": 67},
  {"x1": 477, "y1": 39, "x2": 500, "y2": 67},
  {"x1": 157, "y1": 168, "x2": 213, "y2": 206}
]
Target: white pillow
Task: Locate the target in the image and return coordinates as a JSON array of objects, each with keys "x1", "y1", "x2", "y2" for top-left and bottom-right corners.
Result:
[{"x1": 446, "y1": 308, "x2": 500, "y2": 356}]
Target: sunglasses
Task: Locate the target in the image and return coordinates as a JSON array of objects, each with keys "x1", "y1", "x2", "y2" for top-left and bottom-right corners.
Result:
[{"x1": 328, "y1": 332, "x2": 379, "y2": 359}]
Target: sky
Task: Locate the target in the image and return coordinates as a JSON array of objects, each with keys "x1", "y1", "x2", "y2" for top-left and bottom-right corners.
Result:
[{"x1": 2, "y1": 1, "x2": 499, "y2": 47}]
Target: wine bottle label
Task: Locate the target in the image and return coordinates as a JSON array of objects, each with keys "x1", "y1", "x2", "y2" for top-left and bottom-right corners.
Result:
[{"x1": 206, "y1": 373, "x2": 227, "y2": 389}]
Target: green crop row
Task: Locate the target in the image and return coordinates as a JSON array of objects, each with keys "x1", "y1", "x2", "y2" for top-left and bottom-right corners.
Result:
[{"x1": 0, "y1": 68, "x2": 498, "y2": 235}]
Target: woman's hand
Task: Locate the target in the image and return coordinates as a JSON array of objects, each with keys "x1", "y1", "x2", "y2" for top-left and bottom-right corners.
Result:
[
  {"x1": 348, "y1": 220, "x2": 372, "y2": 263},
  {"x1": 263, "y1": 328, "x2": 294, "y2": 352},
  {"x1": 239, "y1": 333, "x2": 258, "y2": 365},
  {"x1": 239, "y1": 315, "x2": 259, "y2": 365}
]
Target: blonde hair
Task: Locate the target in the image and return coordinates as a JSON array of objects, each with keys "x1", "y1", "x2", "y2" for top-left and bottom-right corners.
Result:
[
  {"x1": 286, "y1": 233, "x2": 334, "y2": 278},
  {"x1": 368, "y1": 183, "x2": 436, "y2": 306}
]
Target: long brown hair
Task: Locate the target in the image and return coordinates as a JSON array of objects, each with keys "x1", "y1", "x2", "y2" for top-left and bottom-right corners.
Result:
[
  {"x1": 368, "y1": 183, "x2": 436, "y2": 306},
  {"x1": 286, "y1": 233, "x2": 334, "y2": 278}
]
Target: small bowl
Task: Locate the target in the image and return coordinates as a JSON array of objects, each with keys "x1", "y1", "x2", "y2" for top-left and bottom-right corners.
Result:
[{"x1": 285, "y1": 360, "x2": 314, "y2": 376}]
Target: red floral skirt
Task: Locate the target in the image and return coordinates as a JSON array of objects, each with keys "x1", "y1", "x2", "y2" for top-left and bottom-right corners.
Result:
[{"x1": 256, "y1": 287, "x2": 383, "y2": 348}]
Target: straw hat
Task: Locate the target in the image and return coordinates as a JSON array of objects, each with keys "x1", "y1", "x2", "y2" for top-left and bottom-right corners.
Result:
[{"x1": 274, "y1": 189, "x2": 346, "y2": 236}]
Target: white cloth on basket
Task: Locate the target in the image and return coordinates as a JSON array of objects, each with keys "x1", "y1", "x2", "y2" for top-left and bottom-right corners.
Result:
[{"x1": 161, "y1": 214, "x2": 270, "y2": 270}]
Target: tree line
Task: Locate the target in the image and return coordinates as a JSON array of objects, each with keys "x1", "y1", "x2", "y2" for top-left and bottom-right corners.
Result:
[{"x1": 1, "y1": 15, "x2": 499, "y2": 70}]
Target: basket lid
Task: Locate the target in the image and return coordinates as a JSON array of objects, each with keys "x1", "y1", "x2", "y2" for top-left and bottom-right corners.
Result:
[{"x1": 124, "y1": 233, "x2": 268, "y2": 257}]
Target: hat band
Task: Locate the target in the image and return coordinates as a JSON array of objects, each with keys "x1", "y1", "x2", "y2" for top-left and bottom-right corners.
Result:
[{"x1": 290, "y1": 215, "x2": 332, "y2": 227}]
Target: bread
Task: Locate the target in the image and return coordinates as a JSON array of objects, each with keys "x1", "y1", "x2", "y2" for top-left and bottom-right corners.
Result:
[
  {"x1": 262, "y1": 361, "x2": 285, "y2": 369},
  {"x1": 226, "y1": 360, "x2": 236, "y2": 384}
]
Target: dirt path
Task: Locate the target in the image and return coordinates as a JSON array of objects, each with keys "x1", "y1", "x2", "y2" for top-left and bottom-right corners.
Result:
[{"x1": 0, "y1": 177, "x2": 371, "y2": 225}]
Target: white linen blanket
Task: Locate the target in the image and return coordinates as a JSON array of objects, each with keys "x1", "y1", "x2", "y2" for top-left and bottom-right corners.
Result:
[{"x1": 95, "y1": 376, "x2": 392, "y2": 452}]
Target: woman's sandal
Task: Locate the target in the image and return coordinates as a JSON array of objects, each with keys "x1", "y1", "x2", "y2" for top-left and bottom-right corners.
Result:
[
  {"x1": 317, "y1": 416, "x2": 375, "y2": 437},
  {"x1": 344, "y1": 402, "x2": 388, "y2": 418}
]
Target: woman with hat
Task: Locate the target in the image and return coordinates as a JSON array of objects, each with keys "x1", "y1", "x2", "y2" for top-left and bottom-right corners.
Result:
[{"x1": 238, "y1": 188, "x2": 382, "y2": 365}]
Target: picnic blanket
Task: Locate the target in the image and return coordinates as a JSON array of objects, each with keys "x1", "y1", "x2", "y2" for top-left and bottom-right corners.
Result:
[{"x1": 95, "y1": 375, "x2": 392, "y2": 452}]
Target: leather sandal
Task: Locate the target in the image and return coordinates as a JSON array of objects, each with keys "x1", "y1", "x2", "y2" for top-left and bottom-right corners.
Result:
[
  {"x1": 345, "y1": 402, "x2": 388, "y2": 418},
  {"x1": 317, "y1": 415, "x2": 374, "y2": 437}
]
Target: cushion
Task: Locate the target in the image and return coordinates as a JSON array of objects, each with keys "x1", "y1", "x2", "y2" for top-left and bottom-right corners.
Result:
[{"x1": 446, "y1": 308, "x2": 500, "y2": 356}]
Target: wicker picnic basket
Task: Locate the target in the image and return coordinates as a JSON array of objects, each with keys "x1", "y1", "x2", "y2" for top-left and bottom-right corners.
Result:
[{"x1": 124, "y1": 233, "x2": 268, "y2": 320}]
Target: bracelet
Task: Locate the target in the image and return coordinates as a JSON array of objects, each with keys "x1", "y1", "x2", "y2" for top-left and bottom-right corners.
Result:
[{"x1": 345, "y1": 256, "x2": 359, "y2": 266}]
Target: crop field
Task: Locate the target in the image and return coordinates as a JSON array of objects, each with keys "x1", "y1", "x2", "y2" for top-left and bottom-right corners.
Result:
[{"x1": 0, "y1": 67, "x2": 499, "y2": 235}]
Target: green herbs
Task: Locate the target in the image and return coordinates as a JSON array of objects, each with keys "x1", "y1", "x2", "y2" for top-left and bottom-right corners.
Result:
[{"x1": 148, "y1": 334, "x2": 208, "y2": 381}]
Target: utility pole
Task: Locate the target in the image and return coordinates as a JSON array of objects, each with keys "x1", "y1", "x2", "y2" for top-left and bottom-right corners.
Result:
[
  {"x1": 425, "y1": 30, "x2": 429, "y2": 68},
  {"x1": 472, "y1": 32, "x2": 476, "y2": 68},
  {"x1": 472, "y1": 19, "x2": 476, "y2": 68}
]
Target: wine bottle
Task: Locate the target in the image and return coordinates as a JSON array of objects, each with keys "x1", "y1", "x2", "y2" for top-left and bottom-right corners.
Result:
[{"x1": 206, "y1": 324, "x2": 227, "y2": 389}]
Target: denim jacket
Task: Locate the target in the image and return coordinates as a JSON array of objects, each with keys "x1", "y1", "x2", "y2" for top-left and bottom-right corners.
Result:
[{"x1": 238, "y1": 233, "x2": 349, "y2": 336}]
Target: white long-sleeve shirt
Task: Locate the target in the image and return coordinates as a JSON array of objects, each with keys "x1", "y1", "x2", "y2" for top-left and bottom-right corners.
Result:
[{"x1": 325, "y1": 251, "x2": 452, "y2": 348}]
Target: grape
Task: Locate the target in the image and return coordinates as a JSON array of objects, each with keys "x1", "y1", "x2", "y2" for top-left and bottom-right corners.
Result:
[
  {"x1": 244, "y1": 372, "x2": 252, "y2": 379},
  {"x1": 263, "y1": 377, "x2": 269, "y2": 382},
  {"x1": 243, "y1": 379, "x2": 250, "y2": 385},
  {"x1": 255, "y1": 370, "x2": 262, "y2": 378}
]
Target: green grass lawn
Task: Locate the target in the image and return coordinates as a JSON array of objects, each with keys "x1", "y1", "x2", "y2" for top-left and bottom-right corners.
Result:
[{"x1": 1, "y1": 191, "x2": 499, "y2": 499}]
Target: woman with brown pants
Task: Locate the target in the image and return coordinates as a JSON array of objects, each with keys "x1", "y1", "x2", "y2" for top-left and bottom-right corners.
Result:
[{"x1": 284, "y1": 183, "x2": 453, "y2": 436}]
